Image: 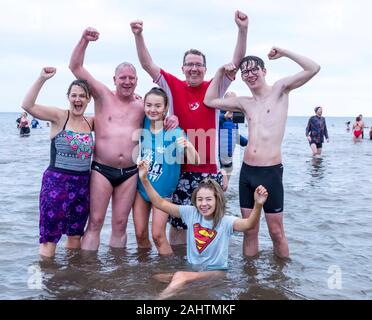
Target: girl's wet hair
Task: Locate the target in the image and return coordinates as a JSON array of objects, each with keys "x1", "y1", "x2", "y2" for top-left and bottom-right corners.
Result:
[
  {"x1": 144, "y1": 87, "x2": 169, "y2": 107},
  {"x1": 191, "y1": 178, "x2": 226, "y2": 229},
  {"x1": 67, "y1": 79, "x2": 91, "y2": 98},
  {"x1": 239, "y1": 55, "x2": 265, "y2": 70}
]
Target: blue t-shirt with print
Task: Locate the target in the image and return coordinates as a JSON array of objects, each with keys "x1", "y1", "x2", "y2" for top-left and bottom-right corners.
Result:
[
  {"x1": 138, "y1": 117, "x2": 185, "y2": 202},
  {"x1": 179, "y1": 205, "x2": 237, "y2": 270}
]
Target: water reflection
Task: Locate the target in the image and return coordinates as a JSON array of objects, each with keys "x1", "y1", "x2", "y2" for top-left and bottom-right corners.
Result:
[
  {"x1": 27, "y1": 242, "x2": 300, "y2": 300},
  {"x1": 306, "y1": 156, "x2": 326, "y2": 186},
  {"x1": 31, "y1": 246, "x2": 192, "y2": 300},
  {"x1": 236, "y1": 252, "x2": 294, "y2": 300},
  {"x1": 311, "y1": 156, "x2": 324, "y2": 177},
  {"x1": 35, "y1": 250, "x2": 106, "y2": 299}
]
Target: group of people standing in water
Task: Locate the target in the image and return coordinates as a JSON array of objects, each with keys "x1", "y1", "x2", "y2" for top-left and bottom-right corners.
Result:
[
  {"x1": 345, "y1": 114, "x2": 371, "y2": 142},
  {"x1": 22, "y1": 10, "x2": 323, "y2": 298},
  {"x1": 306, "y1": 107, "x2": 371, "y2": 158},
  {"x1": 16, "y1": 112, "x2": 43, "y2": 137}
]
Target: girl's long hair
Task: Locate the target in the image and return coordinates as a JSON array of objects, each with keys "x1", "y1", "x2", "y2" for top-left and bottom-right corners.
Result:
[{"x1": 191, "y1": 178, "x2": 226, "y2": 229}]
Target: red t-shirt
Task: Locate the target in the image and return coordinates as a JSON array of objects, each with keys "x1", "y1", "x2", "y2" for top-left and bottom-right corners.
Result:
[{"x1": 155, "y1": 69, "x2": 231, "y2": 173}]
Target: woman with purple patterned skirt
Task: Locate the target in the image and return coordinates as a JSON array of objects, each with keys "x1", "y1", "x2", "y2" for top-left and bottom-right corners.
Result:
[{"x1": 22, "y1": 67, "x2": 94, "y2": 257}]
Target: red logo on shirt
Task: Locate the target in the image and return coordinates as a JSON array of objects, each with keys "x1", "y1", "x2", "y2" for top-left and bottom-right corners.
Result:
[
  {"x1": 193, "y1": 223, "x2": 217, "y2": 253},
  {"x1": 189, "y1": 102, "x2": 200, "y2": 111}
]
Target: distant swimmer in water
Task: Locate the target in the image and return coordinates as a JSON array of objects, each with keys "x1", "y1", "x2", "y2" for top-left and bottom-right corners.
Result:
[
  {"x1": 31, "y1": 117, "x2": 41, "y2": 128},
  {"x1": 352, "y1": 116, "x2": 363, "y2": 143},
  {"x1": 16, "y1": 115, "x2": 21, "y2": 127},
  {"x1": 18, "y1": 111, "x2": 31, "y2": 137},
  {"x1": 306, "y1": 106, "x2": 329, "y2": 157},
  {"x1": 345, "y1": 121, "x2": 351, "y2": 132},
  {"x1": 219, "y1": 92, "x2": 248, "y2": 191},
  {"x1": 21, "y1": 67, "x2": 94, "y2": 258}
]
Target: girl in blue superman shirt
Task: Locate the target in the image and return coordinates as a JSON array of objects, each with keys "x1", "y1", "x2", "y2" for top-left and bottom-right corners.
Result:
[{"x1": 138, "y1": 160, "x2": 268, "y2": 299}]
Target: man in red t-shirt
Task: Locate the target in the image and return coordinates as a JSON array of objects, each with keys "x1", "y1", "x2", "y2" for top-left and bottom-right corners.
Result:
[{"x1": 130, "y1": 11, "x2": 248, "y2": 245}]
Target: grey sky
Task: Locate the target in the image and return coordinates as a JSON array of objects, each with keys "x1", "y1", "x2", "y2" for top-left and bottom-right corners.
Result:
[{"x1": 2, "y1": 0, "x2": 372, "y2": 116}]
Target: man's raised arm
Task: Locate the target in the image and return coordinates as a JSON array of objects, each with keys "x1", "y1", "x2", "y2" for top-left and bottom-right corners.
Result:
[
  {"x1": 269, "y1": 47, "x2": 321, "y2": 92},
  {"x1": 231, "y1": 10, "x2": 249, "y2": 67},
  {"x1": 69, "y1": 27, "x2": 104, "y2": 96},
  {"x1": 130, "y1": 20, "x2": 161, "y2": 81},
  {"x1": 204, "y1": 64, "x2": 242, "y2": 112}
]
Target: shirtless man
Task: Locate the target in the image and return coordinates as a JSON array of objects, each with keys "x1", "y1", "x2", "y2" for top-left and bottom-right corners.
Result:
[
  {"x1": 69, "y1": 27, "x2": 177, "y2": 250},
  {"x1": 130, "y1": 11, "x2": 248, "y2": 245},
  {"x1": 204, "y1": 48, "x2": 320, "y2": 258}
]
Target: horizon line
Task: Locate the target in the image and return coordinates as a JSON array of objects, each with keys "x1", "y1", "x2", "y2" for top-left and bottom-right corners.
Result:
[{"x1": 1, "y1": 112, "x2": 371, "y2": 118}]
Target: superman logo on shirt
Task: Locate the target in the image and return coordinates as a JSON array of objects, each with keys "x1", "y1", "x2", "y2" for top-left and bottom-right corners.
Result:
[{"x1": 193, "y1": 223, "x2": 217, "y2": 253}]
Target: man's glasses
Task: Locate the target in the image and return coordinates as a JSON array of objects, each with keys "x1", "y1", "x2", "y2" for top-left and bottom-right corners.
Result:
[
  {"x1": 241, "y1": 66, "x2": 259, "y2": 77},
  {"x1": 183, "y1": 62, "x2": 205, "y2": 69}
]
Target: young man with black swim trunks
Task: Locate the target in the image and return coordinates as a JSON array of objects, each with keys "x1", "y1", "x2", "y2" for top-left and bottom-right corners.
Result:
[{"x1": 205, "y1": 47, "x2": 320, "y2": 258}]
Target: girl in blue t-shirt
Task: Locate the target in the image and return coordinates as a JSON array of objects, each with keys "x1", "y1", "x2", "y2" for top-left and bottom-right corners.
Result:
[
  {"x1": 133, "y1": 87, "x2": 199, "y2": 255},
  {"x1": 138, "y1": 160, "x2": 268, "y2": 299}
]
